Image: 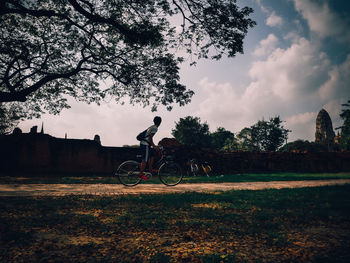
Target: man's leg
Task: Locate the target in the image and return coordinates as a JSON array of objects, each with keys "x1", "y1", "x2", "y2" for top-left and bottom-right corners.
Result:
[
  {"x1": 148, "y1": 157, "x2": 154, "y2": 172},
  {"x1": 140, "y1": 161, "x2": 147, "y2": 173},
  {"x1": 139, "y1": 144, "x2": 149, "y2": 180},
  {"x1": 148, "y1": 148, "x2": 159, "y2": 173}
]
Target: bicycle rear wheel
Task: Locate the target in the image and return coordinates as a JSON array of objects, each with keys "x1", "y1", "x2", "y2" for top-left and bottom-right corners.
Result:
[
  {"x1": 158, "y1": 162, "x2": 183, "y2": 186},
  {"x1": 116, "y1": 160, "x2": 142, "y2": 186}
]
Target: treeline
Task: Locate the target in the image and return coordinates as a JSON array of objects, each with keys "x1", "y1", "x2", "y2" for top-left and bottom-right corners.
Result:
[
  {"x1": 172, "y1": 100, "x2": 350, "y2": 152},
  {"x1": 171, "y1": 116, "x2": 289, "y2": 152}
]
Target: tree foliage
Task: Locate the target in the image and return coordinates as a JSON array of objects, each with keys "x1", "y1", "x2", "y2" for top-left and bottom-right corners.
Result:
[
  {"x1": 172, "y1": 116, "x2": 289, "y2": 152},
  {"x1": 0, "y1": 0, "x2": 256, "y2": 117},
  {"x1": 280, "y1": 139, "x2": 328, "y2": 153},
  {"x1": 236, "y1": 127, "x2": 257, "y2": 151},
  {"x1": 235, "y1": 117, "x2": 290, "y2": 152},
  {"x1": 221, "y1": 136, "x2": 239, "y2": 151},
  {"x1": 0, "y1": 104, "x2": 20, "y2": 134},
  {"x1": 210, "y1": 127, "x2": 235, "y2": 150},
  {"x1": 337, "y1": 100, "x2": 350, "y2": 150},
  {"x1": 172, "y1": 116, "x2": 211, "y2": 148}
]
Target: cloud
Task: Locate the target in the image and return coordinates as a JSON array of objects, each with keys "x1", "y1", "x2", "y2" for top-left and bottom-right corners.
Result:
[
  {"x1": 252, "y1": 34, "x2": 279, "y2": 57},
  {"x1": 249, "y1": 37, "x2": 331, "y2": 102},
  {"x1": 19, "y1": 101, "x2": 153, "y2": 146},
  {"x1": 196, "y1": 34, "x2": 347, "y2": 140},
  {"x1": 319, "y1": 55, "x2": 350, "y2": 101},
  {"x1": 255, "y1": 0, "x2": 283, "y2": 27},
  {"x1": 255, "y1": 0, "x2": 268, "y2": 13},
  {"x1": 293, "y1": 0, "x2": 350, "y2": 43},
  {"x1": 285, "y1": 112, "x2": 317, "y2": 141},
  {"x1": 266, "y1": 12, "x2": 283, "y2": 27},
  {"x1": 196, "y1": 78, "x2": 247, "y2": 131}
]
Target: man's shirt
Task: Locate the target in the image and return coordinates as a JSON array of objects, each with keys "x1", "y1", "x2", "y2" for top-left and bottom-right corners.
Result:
[{"x1": 140, "y1": 125, "x2": 158, "y2": 146}]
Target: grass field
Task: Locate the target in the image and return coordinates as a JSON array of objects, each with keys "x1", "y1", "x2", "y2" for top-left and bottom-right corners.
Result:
[
  {"x1": 1, "y1": 172, "x2": 350, "y2": 184},
  {"x1": 1, "y1": 185, "x2": 350, "y2": 262}
]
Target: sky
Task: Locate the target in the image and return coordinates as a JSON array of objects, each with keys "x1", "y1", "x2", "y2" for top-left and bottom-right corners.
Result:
[{"x1": 19, "y1": 0, "x2": 350, "y2": 147}]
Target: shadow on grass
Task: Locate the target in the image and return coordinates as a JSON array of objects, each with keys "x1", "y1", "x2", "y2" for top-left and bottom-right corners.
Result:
[{"x1": 1, "y1": 185, "x2": 350, "y2": 262}]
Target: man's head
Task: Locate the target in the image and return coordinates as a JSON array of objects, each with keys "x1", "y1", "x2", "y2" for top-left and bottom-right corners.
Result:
[{"x1": 153, "y1": 116, "x2": 162, "y2": 126}]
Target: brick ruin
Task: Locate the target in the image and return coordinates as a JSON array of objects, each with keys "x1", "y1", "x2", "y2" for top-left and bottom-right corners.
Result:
[
  {"x1": 1, "y1": 133, "x2": 349, "y2": 176},
  {"x1": 1, "y1": 108, "x2": 348, "y2": 176},
  {"x1": 315, "y1": 109, "x2": 336, "y2": 147}
]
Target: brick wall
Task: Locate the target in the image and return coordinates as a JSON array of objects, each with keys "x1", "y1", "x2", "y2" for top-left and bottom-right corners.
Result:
[
  {"x1": 1, "y1": 134, "x2": 349, "y2": 176},
  {"x1": 0, "y1": 134, "x2": 138, "y2": 176}
]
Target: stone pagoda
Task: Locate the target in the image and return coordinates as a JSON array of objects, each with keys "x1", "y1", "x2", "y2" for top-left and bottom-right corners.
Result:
[{"x1": 315, "y1": 109, "x2": 335, "y2": 146}]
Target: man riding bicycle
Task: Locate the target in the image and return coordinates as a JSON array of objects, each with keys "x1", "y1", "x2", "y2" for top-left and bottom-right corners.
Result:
[{"x1": 139, "y1": 116, "x2": 162, "y2": 180}]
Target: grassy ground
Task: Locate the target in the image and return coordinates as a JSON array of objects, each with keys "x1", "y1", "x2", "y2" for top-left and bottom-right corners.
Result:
[
  {"x1": 1, "y1": 185, "x2": 350, "y2": 262},
  {"x1": 1, "y1": 172, "x2": 350, "y2": 184}
]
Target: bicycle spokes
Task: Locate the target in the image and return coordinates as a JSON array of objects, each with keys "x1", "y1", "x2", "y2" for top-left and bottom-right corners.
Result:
[
  {"x1": 158, "y1": 162, "x2": 183, "y2": 186},
  {"x1": 116, "y1": 161, "x2": 142, "y2": 186}
]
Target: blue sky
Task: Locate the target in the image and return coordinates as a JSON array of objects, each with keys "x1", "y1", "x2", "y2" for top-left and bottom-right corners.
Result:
[{"x1": 19, "y1": 0, "x2": 350, "y2": 146}]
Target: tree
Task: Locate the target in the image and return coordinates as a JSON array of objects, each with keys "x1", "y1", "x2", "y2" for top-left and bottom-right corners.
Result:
[
  {"x1": 222, "y1": 137, "x2": 239, "y2": 151},
  {"x1": 279, "y1": 140, "x2": 328, "y2": 153},
  {"x1": 0, "y1": 0, "x2": 256, "y2": 118},
  {"x1": 172, "y1": 116, "x2": 211, "y2": 148},
  {"x1": 253, "y1": 116, "x2": 290, "y2": 151},
  {"x1": 210, "y1": 127, "x2": 235, "y2": 150},
  {"x1": 237, "y1": 117, "x2": 290, "y2": 152},
  {"x1": 0, "y1": 104, "x2": 20, "y2": 134},
  {"x1": 337, "y1": 100, "x2": 350, "y2": 150},
  {"x1": 236, "y1": 127, "x2": 257, "y2": 151}
]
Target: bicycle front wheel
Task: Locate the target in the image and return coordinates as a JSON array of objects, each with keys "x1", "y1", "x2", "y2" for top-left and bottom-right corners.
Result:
[
  {"x1": 116, "y1": 160, "x2": 141, "y2": 186},
  {"x1": 158, "y1": 162, "x2": 183, "y2": 186}
]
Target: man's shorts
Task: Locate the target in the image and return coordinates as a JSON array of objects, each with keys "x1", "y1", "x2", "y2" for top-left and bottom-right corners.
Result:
[{"x1": 140, "y1": 144, "x2": 157, "y2": 163}]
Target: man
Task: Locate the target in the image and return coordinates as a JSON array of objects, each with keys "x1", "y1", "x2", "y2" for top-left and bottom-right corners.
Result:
[{"x1": 139, "y1": 116, "x2": 162, "y2": 180}]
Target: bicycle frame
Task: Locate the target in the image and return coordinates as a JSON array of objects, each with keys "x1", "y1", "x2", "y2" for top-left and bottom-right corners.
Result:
[{"x1": 139, "y1": 148, "x2": 167, "y2": 178}]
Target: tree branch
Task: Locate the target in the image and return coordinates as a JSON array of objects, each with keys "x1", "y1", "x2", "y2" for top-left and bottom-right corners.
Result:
[{"x1": 0, "y1": 57, "x2": 89, "y2": 103}]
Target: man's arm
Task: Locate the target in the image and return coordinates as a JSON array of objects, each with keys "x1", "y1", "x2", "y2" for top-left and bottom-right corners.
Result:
[{"x1": 149, "y1": 133, "x2": 159, "y2": 150}]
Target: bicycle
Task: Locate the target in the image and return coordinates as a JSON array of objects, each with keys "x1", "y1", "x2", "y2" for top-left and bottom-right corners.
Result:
[
  {"x1": 188, "y1": 159, "x2": 212, "y2": 177},
  {"x1": 116, "y1": 146, "x2": 183, "y2": 187}
]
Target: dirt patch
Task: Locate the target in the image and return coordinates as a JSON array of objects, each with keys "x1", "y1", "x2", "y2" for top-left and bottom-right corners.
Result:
[{"x1": 1, "y1": 179, "x2": 350, "y2": 196}]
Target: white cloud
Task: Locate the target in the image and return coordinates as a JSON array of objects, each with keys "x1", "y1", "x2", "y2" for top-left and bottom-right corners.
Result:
[
  {"x1": 285, "y1": 112, "x2": 317, "y2": 141},
  {"x1": 255, "y1": 0, "x2": 268, "y2": 13},
  {"x1": 19, "y1": 101, "x2": 155, "y2": 146},
  {"x1": 284, "y1": 30, "x2": 300, "y2": 43},
  {"x1": 319, "y1": 55, "x2": 350, "y2": 100},
  {"x1": 252, "y1": 34, "x2": 279, "y2": 57},
  {"x1": 249, "y1": 37, "x2": 331, "y2": 101},
  {"x1": 293, "y1": 0, "x2": 350, "y2": 43},
  {"x1": 196, "y1": 78, "x2": 247, "y2": 131},
  {"x1": 266, "y1": 12, "x2": 283, "y2": 27},
  {"x1": 255, "y1": 0, "x2": 283, "y2": 27},
  {"x1": 195, "y1": 34, "x2": 347, "y2": 140}
]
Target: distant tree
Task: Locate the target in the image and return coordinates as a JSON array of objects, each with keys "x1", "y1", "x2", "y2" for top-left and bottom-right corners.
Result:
[
  {"x1": 237, "y1": 117, "x2": 290, "y2": 152},
  {"x1": 0, "y1": 104, "x2": 20, "y2": 134},
  {"x1": 210, "y1": 127, "x2": 235, "y2": 150},
  {"x1": 279, "y1": 139, "x2": 328, "y2": 152},
  {"x1": 122, "y1": 144, "x2": 139, "y2": 148},
  {"x1": 172, "y1": 116, "x2": 211, "y2": 148},
  {"x1": 337, "y1": 100, "x2": 350, "y2": 150},
  {"x1": 236, "y1": 127, "x2": 257, "y2": 151},
  {"x1": 253, "y1": 116, "x2": 290, "y2": 151},
  {"x1": 0, "y1": 0, "x2": 256, "y2": 118},
  {"x1": 222, "y1": 137, "x2": 239, "y2": 151}
]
